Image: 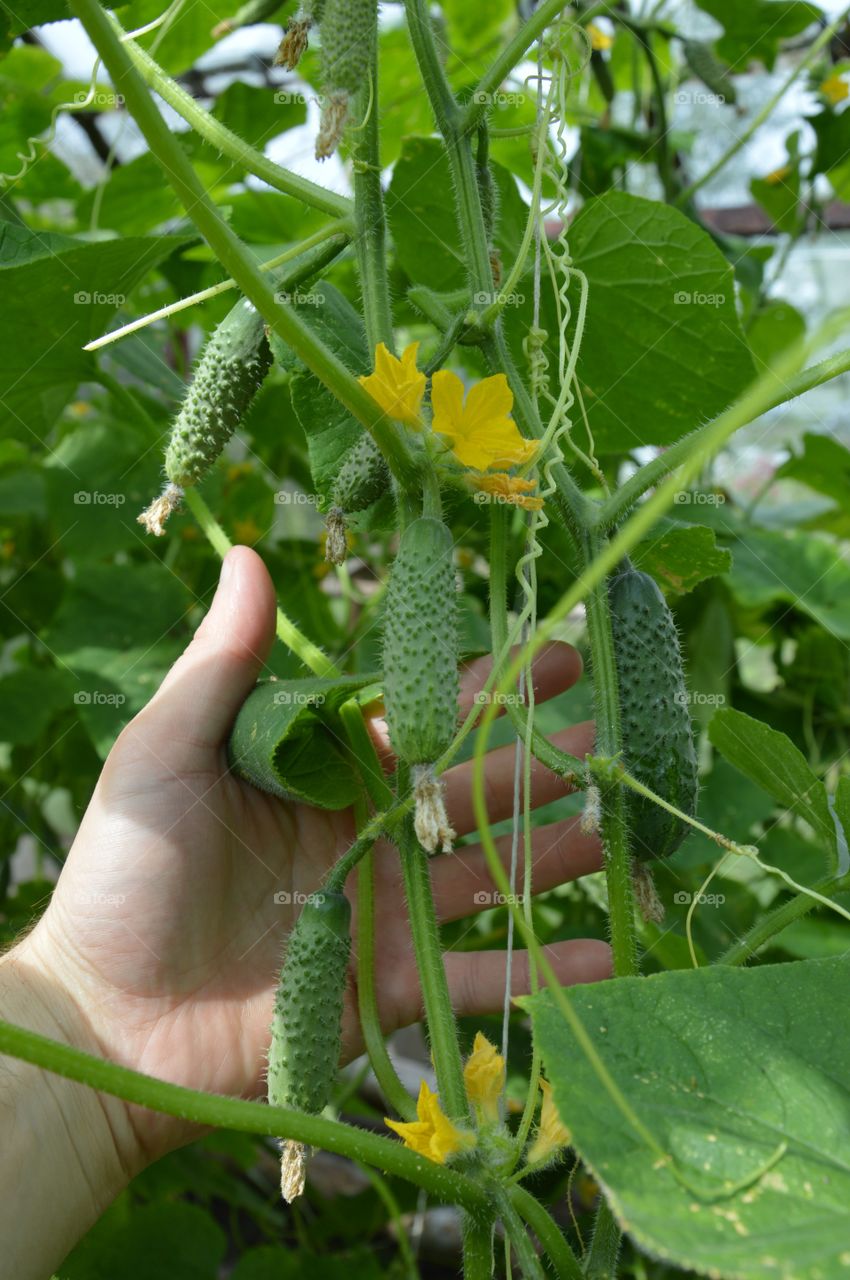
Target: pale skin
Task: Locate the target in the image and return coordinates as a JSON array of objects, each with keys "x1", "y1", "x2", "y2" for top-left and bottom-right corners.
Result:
[{"x1": 0, "y1": 546, "x2": 610, "y2": 1279}]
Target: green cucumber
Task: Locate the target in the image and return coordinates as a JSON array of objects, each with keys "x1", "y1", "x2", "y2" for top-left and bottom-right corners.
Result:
[
  {"x1": 325, "y1": 432, "x2": 391, "y2": 564},
  {"x1": 682, "y1": 40, "x2": 737, "y2": 105},
  {"x1": 268, "y1": 889, "x2": 351, "y2": 1199},
  {"x1": 315, "y1": 0, "x2": 377, "y2": 159},
  {"x1": 383, "y1": 517, "x2": 459, "y2": 852},
  {"x1": 608, "y1": 566, "x2": 698, "y2": 860}
]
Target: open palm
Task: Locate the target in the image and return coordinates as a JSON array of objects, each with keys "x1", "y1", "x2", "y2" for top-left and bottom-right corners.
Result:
[{"x1": 28, "y1": 548, "x2": 610, "y2": 1166}]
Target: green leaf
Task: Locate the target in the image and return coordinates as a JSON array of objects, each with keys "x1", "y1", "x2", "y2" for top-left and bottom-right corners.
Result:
[
  {"x1": 709, "y1": 707, "x2": 836, "y2": 862},
  {"x1": 694, "y1": 0, "x2": 822, "y2": 69},
  {"x1": 632, "y1": 524, "x2": 731, "y2": 594},
  {"x1": 228, "y1": 676, "x2": 379, "y2": 809},
  {"x1": 61, "y1": 1201, "x2": 226, "y2": 1280},
  {"x1": 747, "y1": 300, "x2": 806, "y2": 370},
  {"x1": 725, "y1": 527, "x2": 850, "y2": 640},
  {"x1": 776, "y1": 431, "x2": 850, "y2": 510},
  {"x1": 566, "y1": 192, "x2": 754, "y2": 452},
  {"x1": 0, "y1": 229, "x2": 185, "y2": 438},
  {"x1": 0, "y1": 668, "x2": 71, "y2": 745},
  {"x1": 213, "y1": 80, "x2": 305, "y2": 150},
  {"x1": 521, "y1": 955, "x2": 850, "y2": 1279}
]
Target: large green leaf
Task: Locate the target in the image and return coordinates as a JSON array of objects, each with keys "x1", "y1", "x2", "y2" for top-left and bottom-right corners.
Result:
[
  {"x1": 632, "y1": 524, "x2": 731, "y2": 595},
  {"x1": 776, "y1": 432, "x2": 850, "y2": 510},
  {"x1": 0, "y1": 229, "x2": 185, "y2": 438},
  {"x1": 567, "y1": 192, "x2": 754, "y2": 452},
  {"x1": 709, "y1": 707, "x2": 836, "y2": 864},
  {"x1": 724, "y1": 527, "x2": 850, "y2": 640},
  {"x1": 694, "y1": 0, "x2": 822, "y2": 69},
  {"x1": 62, "y1": 1201, "x2": 226, "y2": 1280},
  {"x1": 228, "y1": 676, "x2": 379, "y2": 810},
  {"x1": 521, "y1": 955, "x2": 850, "y2": 1280}
]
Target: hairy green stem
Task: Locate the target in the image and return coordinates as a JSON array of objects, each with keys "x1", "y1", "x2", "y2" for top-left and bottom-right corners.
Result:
[
  {"x1": 351, "y1": 55, "x2": 395, "y2": 352},
  {"x1": 510, "y1": 1184, "x2": 584, "y2": 1280},
  {"x1": 584, "y1": 1197, "x2": 622, "y2": 1278},
  {"x1": 580, "y1": 529, "x2": 637, "y2": 980},
  {"x1": 70, "y1": 0, "x2": 416, "y2": 490},
  {"x1": 598, "y1": 345, "x2": 850, "y2": 529},
  {"x1": 397, "y1": 813, "x2": 469, "y2": 1122},
  {"x1": 463, "y1": 1215, "x2": 495, "y2": 1280},
  {"x1": 183, "y1": 488, "x2": 339, "y2": 677},
  {"x1": 123, "y1": 30, "x2": 351, "y2": 218},
  {"x1": 496, "y1": 1186, "x2": 548, "y2": 1280},
  {"x1": 462, "y1": 0, "x2": 574, "y2": 133},
  {"x1": 0, "y1": 1019, "x2": 488, "y2": 1207},
  {"x1": 719, "y1": 871, "x2": 850, "y2": 967}
]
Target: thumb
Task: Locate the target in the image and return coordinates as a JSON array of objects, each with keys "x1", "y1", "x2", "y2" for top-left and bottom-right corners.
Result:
[{"x1": 140, "y1": 546, "x2": 277, "y2": 751}]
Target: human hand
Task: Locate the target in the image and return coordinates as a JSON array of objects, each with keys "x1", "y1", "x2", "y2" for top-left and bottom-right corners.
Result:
[{"x1": 19, "y1": 546, "x2": 609, "y2": 1175}]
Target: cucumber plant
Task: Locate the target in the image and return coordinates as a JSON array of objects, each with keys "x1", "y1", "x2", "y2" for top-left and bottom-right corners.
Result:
[{"x1": 12, "y1": 0, "x2": 850, "y2": 1276}]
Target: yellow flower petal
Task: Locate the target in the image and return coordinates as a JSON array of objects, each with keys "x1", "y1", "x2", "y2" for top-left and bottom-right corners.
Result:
[
  {"x1": 463, "y1": 1032, "x2": 505, "y2": 1121},
  {"x1": 385, "y1": 1081, "x2": 475, "y2": 1165},
  {"x1": 470, "y1": 472, "x2": 544, "y2": 511},
  {"x1": 821, "y1": 73, "x2": 849, "y2": 105},
  {"x1": 431, "y1": 370, "x2": 537, "y2": 471},
  {"x1": 358, "y1": 341, "x2": 425, "y2": 428},
  {"x1": 586, "y1": 21, "x2": 613, "y2": 51},
  {"x1": 527, "y1": 1079, "x2": 571, "y2": 1165}
]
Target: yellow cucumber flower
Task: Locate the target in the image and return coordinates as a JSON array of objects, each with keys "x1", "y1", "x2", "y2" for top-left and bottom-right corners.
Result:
[
  {"x1": 820, "y1": 73, "x2": 849, "y2": 105},
  {"x1": 463, "y1": 1032, "x2": 505, "y2": 1121},
  {"x1": 586, "y1": 21, "x2": 613, "y2": 51},
  {"x1": 431, "y1": 369, "x2": 538, "y2": 471},
  {"x1": 470, "y1": 472, "x2": 544, "y2": 512},
  {"x1": 527, "y1": 1078, "x2": 572, "y2": 1165},
  {"x1": 385, "y1": 1080, "x2": 475, "y2": 1164},
  {"x1": 358, "y1": 341, "x2": 425, "y2": 428}
]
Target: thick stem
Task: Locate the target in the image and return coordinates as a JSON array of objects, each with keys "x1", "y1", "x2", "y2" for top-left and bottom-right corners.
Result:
[
  {"x1": 495, "y1": 1186, "x2": 547, "y2": 1280},
  {"x1": 0, "y1": 1019, "x2": 487, "y2": 1208},
  {"x1": 510, "y1": 1184, "x2": 584, "y2": 1280},
  {"x1": 598, "y1": 346, "x2": 850, "y2": 529},
  {"x1": 584, "y1": 1197, "x2": 622, "y2": 1279},
  {"x1": 462, "y1": 0, "x2": 574, "y2": 133},
  {"x1": 397, "y1": 815, "x2": 469, "y2": 1122},
  {"x1": 351, "y1": 54, "x2": 395, "y2": 352},
  {"x1": 463, "y1": 1214, "x2": 495, "y2": 1280},
  {"x1": 123, "y1": 31, "x2": 351, "y2": 218},
  {"x1": 581, "y1": 529, "x2": 638, "y2": 979},
  {"x1": 70, "y1": 0, "x2": 416, "y2": 489},
  {"x1": 719, "y1": 871, "x2": 850, "y2": 967}
]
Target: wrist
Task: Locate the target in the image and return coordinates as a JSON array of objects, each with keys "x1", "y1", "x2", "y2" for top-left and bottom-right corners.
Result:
[{"x1": 0, "y1": 931, "x2": 141, "y2": 1278}]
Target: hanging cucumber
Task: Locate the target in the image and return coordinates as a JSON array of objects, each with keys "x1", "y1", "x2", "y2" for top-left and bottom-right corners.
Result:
[
  {"x1": 268, "y1": 889, "x2": 352, "y2": 1201},
  {"x1": 315, "y1": 0, "x2": 378, "y2": 160},
  {"x1": 608, "y1": 566, "x2": 699, "y2": 860},
  {"x1": 139, "y1": 295, "x2": 272, "y2": 535},
  {"x1": 383, "y1": 517, "x2": 459, "y2": 852},
  {"x1": 681, "y1": 40, "x2": 737, "y2": 106},
  {"x1": 324, "y1": 432, "x2": 390, "y2": 563}
]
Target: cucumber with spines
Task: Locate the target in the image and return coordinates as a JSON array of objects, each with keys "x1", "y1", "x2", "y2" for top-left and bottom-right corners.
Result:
[
  {"x1": 330, "y1": 432, "x2": 389, "y2": 514},
  {"x1": 315, "y1": 0, "x2": 377, "y2": 158},
  {"x1": 608, "y1": 566, "x2": 699, "y2": 860}
]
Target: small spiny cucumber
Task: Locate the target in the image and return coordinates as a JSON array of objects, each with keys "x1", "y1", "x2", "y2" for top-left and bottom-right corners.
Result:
[
  {"x1": 608, "y1": 566, "x2": 698, "y2": 861},
  {"x1": 383, "y1": 517, "x2": 459, "y2": 851},
  {"x1": 267, "y1": 889, "x2": 351, "y2": 1200},
  {"x1": 139, "y1": 296, "x2": 271, "y2": 535},
  {"x1": 325, "y1": 433, "x2": 391, "y2": 564},
  {"x1": 682, "y1": 40, "x2": 737, "y2": 106},
  {"x1": 315, "y1": 0, "x2": 377, "y2": 159}
]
